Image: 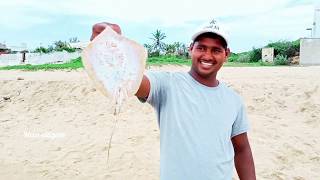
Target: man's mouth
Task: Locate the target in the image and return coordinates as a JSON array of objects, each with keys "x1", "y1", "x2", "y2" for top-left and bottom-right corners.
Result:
[{"x1": 199, "y1": 60, "x2": 215, "y2": 68}]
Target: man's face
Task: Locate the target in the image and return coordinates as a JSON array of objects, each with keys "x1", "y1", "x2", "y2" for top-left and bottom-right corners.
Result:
[{"x1": 189, "y1": 37, "x2": 230, "y2": 78}]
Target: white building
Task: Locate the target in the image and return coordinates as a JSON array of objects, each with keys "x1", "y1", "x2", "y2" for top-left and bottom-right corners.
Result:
[
  {"x1": 8, "y1": 43, "x2": 28, "y2": 53},
  {"x1": 300, "y1": 4, "x2": 320, "y2": 65}
]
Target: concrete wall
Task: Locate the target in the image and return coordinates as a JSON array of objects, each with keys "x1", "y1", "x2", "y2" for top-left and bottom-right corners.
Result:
[
  {"x1": 262, "y1": 47, "x2": 274, "y2": 63},
  {"x1": 0, "y1": 51, "x2": 81, "y2": 67},
  {"x1": 300, "y1": 38, "x2": 320, "y2": 65}
]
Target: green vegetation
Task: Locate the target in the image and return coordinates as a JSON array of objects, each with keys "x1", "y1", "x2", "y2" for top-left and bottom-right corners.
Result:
[
  {"x1": 148, "y1": 55, "x2": 190, "y2": 65},
  {"x1": 33, "y1": 37, "x2": 79, "y2": 53},
  {"x1": 144, "y1": 30, "x2": 189, "y2": 58},
  {"x1": 0, "y1": 30, "x2": 300, "y2": 71},
  {"x1": 266, "y1": 40, "x2": 300, "y2": 58},
  {"x1": 224, "y1": 61, "x2": 273, "y2": 67},
  {"x1": 229, "y1": 40, "x2": 300, "y2": 65},
  {"x1": 273, "y1": 54, "x2": 288, "y2": 65}
]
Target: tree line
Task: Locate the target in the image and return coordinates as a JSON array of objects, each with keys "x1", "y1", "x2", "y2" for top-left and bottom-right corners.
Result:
[
  {"x1": 144, "y1": 29, "x2": 189, "y2": 58},
  {"x1": 33, "y1": 30, "x2": 189, "y2": 58}
]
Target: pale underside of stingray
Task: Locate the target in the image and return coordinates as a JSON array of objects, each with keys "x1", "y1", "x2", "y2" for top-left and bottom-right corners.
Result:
[
  {"x1": 82, "y1": 26, "x2": 147, "y2": 113},
  {"x1": 82, "y1": 26, "x2": 148, "y2": 166}
]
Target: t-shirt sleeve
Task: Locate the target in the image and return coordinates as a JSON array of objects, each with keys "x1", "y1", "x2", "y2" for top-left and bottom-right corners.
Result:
[
  {"x1": 231, "y1": 99, "x2": 250, "y2": 138},
  {"x1": 138, "y1": 71, "x2": 170, "y2": 109}
]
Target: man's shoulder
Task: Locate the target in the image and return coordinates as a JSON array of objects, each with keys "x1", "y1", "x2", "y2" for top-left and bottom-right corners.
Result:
[
  {"x1": 146, "y1": 70, "x2": 187, "y2": 80},
  {"x1": 219, "y1": 82, "x2": 243, "y2": 103},
  {"x1": 146, "y1": 70, "x2": 186, "y2": 75}
]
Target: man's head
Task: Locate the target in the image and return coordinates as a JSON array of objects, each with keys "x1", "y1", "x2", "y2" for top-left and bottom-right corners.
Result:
[{"x1": 189, "y1": 20, "x2": 230, "y2": 79}]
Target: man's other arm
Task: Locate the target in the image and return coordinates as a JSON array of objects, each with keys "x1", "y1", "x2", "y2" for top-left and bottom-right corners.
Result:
[{"x1": 232, "y1": 133, "x2": 256, "y2": 180}]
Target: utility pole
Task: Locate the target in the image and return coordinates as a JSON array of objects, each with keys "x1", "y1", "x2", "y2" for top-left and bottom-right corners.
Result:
[{"x1": 313, "y1": 5, "x2": 320, "y2": 37}]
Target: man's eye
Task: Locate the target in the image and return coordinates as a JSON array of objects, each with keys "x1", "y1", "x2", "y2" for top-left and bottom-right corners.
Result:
[
  {"x1": 197, "y1": 47, "x2": 205, "y2": 51},
  {"x1": 213, "y1": 49, "x2": 223, "y2": 53}
]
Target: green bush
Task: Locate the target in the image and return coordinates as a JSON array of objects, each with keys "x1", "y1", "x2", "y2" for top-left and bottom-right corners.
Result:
[
  {"x1": 53, "y1": 40, "x2": 76, "y2": 53},
  {"x1": 55, "y1": 47, "x2": 76, "y2": 53},
  {"x1": 273, "y1": 54, "x2": 288, "y2": 65},
  {"x1": 228, "y1": 53, "x2": 239, "y2": 62},
  {"x1": 237, "y1": 53, "x2": 251, "y2": 63},
  {"x1": 266, "y1": 40, "x2": 300, "y2": 58},
  {"x1": 149, "y1": 51, "x2": 160, "y2": 57},
  {"x1": 228, "y1": 48, "x2": 261, "y2": 63},
  {"x1": 248, "y1": 48, "x2": 262, "y2": 62},
  {"x1": 34, "y1": 46, "x2": 51, "y2": 53},
  {"x1": 147, "y1": 55, "x2": 190, "y2": 65}
]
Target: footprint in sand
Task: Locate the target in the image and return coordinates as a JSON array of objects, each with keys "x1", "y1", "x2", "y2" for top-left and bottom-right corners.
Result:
[{"x1": 304, "y1": 85, "x2": 319, "y2": 99}]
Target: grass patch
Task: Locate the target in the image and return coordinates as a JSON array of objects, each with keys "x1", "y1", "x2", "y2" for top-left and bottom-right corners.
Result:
[
  {"x1": 147, "y1": 55, "x2": 191, "y2": 65},
  {"x1": 224, "y1": 61, "x2": 274, "y2": 67}
]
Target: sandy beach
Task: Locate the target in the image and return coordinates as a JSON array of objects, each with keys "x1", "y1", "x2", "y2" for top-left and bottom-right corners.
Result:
[{"x1": 0, "y1": 66, "x2": 319, "y2": 180}]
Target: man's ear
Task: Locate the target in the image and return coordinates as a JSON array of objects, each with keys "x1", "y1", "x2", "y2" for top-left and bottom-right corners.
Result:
[
  {"x1": 189, "y1": 42, "x2": 194, "y2": 51},
  {"x1": 225, "y1": 48, "x2": 231, "y2": 62},
  {"x1": 188, "y1": 42, "x2": 194, "y2": 57}
]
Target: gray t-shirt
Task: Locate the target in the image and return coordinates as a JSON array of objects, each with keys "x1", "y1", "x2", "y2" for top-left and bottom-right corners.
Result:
[{"x1": 141, "y1": 71, "x2": 249, "y2": 180}]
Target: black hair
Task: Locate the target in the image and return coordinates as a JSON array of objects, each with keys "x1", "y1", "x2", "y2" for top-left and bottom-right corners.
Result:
[{"x1": 193, "y1": 32, "x2": 227, "y2": 49}]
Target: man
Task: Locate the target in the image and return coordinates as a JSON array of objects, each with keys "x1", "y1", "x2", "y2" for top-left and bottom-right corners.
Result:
[{"x1": 91, "y1": 21, "x2": 256, "y2": 180}]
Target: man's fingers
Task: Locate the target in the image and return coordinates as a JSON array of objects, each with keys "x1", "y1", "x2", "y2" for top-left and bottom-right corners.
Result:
[
  {"x1": 90, "y1": 23, "x2": 108, "y2": 41},
  {"x1": 107, "y1": 23, "x2": 122, "y2": 35},
  {"x1": 90, "y1": 22, "x2": 122, "y2": 41}
]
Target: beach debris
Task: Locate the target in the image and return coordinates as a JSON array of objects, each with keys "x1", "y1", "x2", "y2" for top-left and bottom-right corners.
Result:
[
  {"x1": 3, "y1": 96, "x2": 11, "y2": 101},
  {"x1": 0, "y1": 90, "x2": 21, "y2": 103}
]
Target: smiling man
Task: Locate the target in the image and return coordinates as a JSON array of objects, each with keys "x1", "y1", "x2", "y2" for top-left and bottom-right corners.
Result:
[{"x1": 91, "y1": 20, "x2": 256, "y2": 180}]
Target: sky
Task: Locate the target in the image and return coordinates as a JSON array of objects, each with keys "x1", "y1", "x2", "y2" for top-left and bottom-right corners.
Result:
[{"x1": 0, "y1": 0, "x2": 319, "y2": 52}]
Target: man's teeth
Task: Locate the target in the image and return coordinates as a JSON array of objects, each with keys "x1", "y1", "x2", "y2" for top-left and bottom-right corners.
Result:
[{"x1": 200, "y1": 61, "x2": 213, "y2": 66}]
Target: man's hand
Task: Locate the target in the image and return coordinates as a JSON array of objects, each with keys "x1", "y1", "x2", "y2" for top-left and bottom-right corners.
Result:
[{"x1": 90, "y1": 22, "x2": 122, "y2": 41}]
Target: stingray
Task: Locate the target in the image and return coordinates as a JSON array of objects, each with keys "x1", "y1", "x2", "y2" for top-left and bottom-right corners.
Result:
[
  {"x1": 82, "y1": 26, "x2": 147, "y2": 114},
  {"x1": 81, "y1": 26, "x2": 147, "y2": 166}
]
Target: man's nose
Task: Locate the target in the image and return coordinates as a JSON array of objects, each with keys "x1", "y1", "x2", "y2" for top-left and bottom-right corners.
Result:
[{"x1": 202, "y1": 50, "x2": 214, "y2": 60}]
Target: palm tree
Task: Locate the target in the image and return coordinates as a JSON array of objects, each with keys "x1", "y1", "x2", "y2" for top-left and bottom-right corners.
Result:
[{"x1": 150, "y1": 29, "x2": 166, "y2": 55}]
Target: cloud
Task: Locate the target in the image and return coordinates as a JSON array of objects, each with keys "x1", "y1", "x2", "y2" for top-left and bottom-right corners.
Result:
[
  {"x1": 223, "y1": 3, "x2": 316, "y2": 51},
  {"x1": 0, "y1": 1, "x2": 52, "y2": 30},
  {"x1": 0, "y1": 0, "x2": 319, "y2": 52},
  {"x1": 1, "y1": 0, "x2": 317, "y2": 31},
  {"x1": 0, "y1": 0, "x2": 294, "y2": 28}
]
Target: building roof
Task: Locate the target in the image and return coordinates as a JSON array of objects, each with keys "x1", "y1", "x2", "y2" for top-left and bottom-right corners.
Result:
[
  {"x1": 0, "y1": 43, "x2": 8, "y2": 50},
  {"x1": 9, "y1": 45, "x2": 28, "y2": 52}
]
